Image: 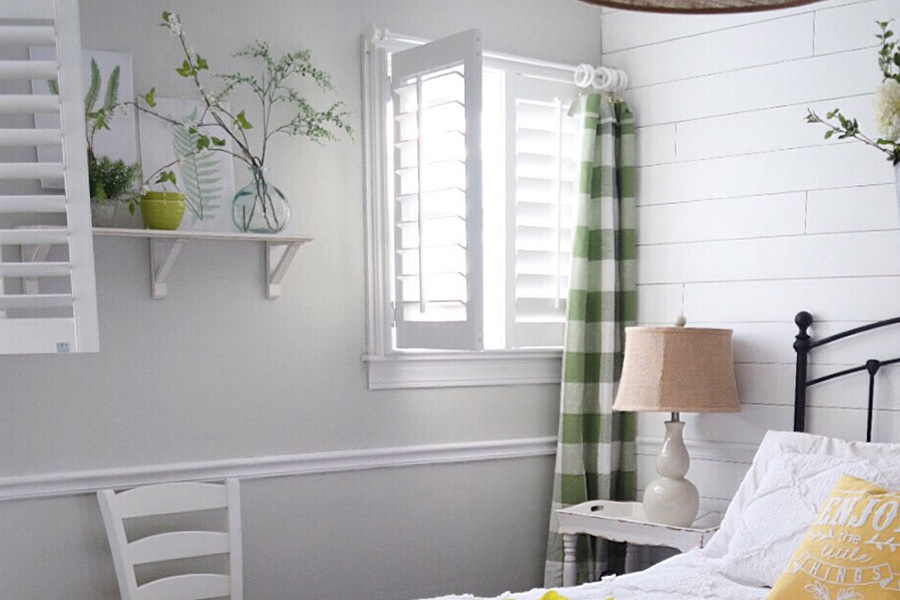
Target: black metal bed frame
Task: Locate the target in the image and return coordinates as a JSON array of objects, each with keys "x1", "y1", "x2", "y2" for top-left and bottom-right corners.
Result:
[{"x1": 793, "y1": 311, "x2": 900, "y2": 442}]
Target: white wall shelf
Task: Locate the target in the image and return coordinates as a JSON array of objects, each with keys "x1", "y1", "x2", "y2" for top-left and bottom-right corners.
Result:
[{"x1": 92, "y1": 228, "x2": 312, "y2": 300}]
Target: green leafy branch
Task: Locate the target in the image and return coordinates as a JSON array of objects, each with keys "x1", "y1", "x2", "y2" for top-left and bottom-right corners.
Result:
[
  {"x1": 139, "y1": 13, "x2": 351, "y2": 172},
  {"x1": 806, "y1": 20, "x2": 900, "y2": 165},
  {"x1": 877, "y1": 20, "x2": 900, "y2": 82},
  {"x1": 805, "y1": 108, "x2": 899, "y2": 161}
]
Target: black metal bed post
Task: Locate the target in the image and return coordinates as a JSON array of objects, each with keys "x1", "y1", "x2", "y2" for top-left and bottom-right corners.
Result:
[
  {"x1": 865, "y1": 359, "x2": 880, "y2": 443},
  {"x1": 793, "y1": 311, "x2": 813, "y2": 433}
]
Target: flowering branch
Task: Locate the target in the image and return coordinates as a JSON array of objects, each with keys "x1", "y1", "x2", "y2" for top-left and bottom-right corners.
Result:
[
  {"x1": 140, "y1": 11, "x2": 352, "y2": 172},
  {"x1": 807, "y1": 21, "x2": 900, "y2": 165}
]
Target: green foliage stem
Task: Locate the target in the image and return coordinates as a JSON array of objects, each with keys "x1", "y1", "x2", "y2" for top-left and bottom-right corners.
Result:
[{"x1": 807, "y1": 21, "x2": 900, "y2": 165}]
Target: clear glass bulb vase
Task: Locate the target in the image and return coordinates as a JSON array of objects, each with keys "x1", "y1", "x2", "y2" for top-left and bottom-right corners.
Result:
[{"x1": 232, "y1": 166, "x2": 291, "y2": 234}]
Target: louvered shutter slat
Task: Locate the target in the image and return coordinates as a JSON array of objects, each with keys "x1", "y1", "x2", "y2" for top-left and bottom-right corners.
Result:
[
  {"x1": 0, "y1": 25, "x2": 56, "y2": 44},
  {"x1": 0, "y1": 0, "x2": 99, "y2": 354},
  {"x1": 0, "y1": 195, "x2": 67, "y2": 213},
  {"x1": 0, "y1": 129, "x2": 63, "y2": 146},
  {"x1": 0, "y1": 95, "x2": 59, "y2": 113}
]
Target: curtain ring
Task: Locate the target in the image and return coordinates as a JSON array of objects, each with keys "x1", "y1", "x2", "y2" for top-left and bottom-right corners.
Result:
[
  {"x1": 592, "y1": 66, "x2": 611, "y2": 91},
  {"x1": 574, "y1": 63, "x2": 595, "y2": 89}
]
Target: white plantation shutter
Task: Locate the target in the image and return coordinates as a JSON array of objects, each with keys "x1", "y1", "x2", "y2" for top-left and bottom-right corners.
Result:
[
  {"x1": 0, "y1": 0, "x2": 99, "y2": 354},
  {"x1": 510, "y1": 75, "x2": 577, "y2": 348},
  {"x1": 391, "y1": 30, "x2": 483, "y2": 350}
]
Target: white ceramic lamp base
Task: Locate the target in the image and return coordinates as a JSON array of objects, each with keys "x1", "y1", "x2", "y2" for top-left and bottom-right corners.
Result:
[{"x1": 643, "y1": 418, "x2": 699, "y2": 528}]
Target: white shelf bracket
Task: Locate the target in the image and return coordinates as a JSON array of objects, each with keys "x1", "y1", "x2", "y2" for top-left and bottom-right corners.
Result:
[
  {"x1": 149, "y1": 238, "x2": 186, "y2": 300},
  {"x1": 266, "y1": 241, "x2": 302, "y2": 300}
]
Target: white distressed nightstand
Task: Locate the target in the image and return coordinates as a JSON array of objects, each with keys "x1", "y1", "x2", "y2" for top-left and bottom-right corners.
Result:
[{"x1": 556, "y1": 500, "x2": 719, "y2": 586}]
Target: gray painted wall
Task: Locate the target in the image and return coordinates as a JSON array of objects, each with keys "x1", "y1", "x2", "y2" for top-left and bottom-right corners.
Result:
[{"x1": 0, "y1": 1, "x2": 602, "y2": 599}]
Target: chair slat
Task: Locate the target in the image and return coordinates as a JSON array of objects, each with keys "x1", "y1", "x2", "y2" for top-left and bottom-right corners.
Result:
[
  {"x1": 137, "y1": 574, "x2": 231, "y2": 600},
  {"x1": 0, "y1": 195, "x2": 67, "y2": 213},
  {"x1": 115, "y1": 482, "x2": 229, "y2": 518},
  {"x1": 0, "y1": 128, "x2": 62, "y2": 146},
  {"x1": 0, "y1": 262, "x2": 70, "y2": 278},
  {"x1": 0, "y1": 26, "x2": 56, "y2": 45},
  {"x1": 128, "y1": 531, "x2": 230, "y2": 565},
  {"x1": 0, "y1": 294, "x2": 73, "y2": 310},
  {"x1": 0, "y1": 60, "x2": 58, "y2": 80},
  {"x1": 0, "y1": 95, "x2": 60, "y2": 114}
]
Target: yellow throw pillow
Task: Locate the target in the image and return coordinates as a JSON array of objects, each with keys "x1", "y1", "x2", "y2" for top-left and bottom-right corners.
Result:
[{"x1": 768, "y1": 474, "x2": 900, "y2": 600}]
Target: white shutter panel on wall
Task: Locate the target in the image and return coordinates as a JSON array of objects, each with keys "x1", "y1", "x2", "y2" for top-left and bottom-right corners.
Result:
[
  {"x1": 0, "y1": 0, "x2": 99, "y2": 354},
  {"x1": 391, "y1": 30, "x2": 483, "y2": 351},
  {"x1": 511, "y1": 75, "x2": 577, "y2": 348}
]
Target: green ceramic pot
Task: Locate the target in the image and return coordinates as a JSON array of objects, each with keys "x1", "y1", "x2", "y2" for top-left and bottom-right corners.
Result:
[{"x1": 140, "y1": 192, "x2": 185, "y2": 230}]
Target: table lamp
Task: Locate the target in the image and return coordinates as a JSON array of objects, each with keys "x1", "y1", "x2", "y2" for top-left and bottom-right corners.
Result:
[{"x1": 612, "y1": 317, "x2": 740, "y2": 528}]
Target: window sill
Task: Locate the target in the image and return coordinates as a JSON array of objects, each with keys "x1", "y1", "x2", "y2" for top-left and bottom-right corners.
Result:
[{"x1": 364, "y1": 349, "x2": 563, "y2": 390}]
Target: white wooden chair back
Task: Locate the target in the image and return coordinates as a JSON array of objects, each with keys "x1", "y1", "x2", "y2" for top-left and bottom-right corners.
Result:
[
  {"x1": 97, "y1": 480, "x2": 243, "y2": 600},
  {"x1": 0, "y1": 0, "x2": 99, "y2": 355}
]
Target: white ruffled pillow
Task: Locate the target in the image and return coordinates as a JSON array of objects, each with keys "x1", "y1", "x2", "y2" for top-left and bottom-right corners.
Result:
[
  {"x1": 716, "y1": 448, "x2": 900, "y2": 588},
  {"x1": 701, "y1": 430, "x2": 900, "y2": 559}
]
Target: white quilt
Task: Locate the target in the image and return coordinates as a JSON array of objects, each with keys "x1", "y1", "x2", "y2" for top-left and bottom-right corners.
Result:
[
  {"x1": 422, "y1": 431, "x2": 900, "y2": 600},
  {"x1": 426, "y1": 550, "x2": 768, "y2": 600}
]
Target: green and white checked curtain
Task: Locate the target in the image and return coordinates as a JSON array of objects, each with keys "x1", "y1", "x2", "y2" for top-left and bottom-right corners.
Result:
[{"x1": 544, "y1": 94, "x2": 637, "y2": 587}]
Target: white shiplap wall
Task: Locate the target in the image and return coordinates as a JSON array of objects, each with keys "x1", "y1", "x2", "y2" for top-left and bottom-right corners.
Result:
[{"x1": 602, "y1": 0, "x2": 900, "y2": 517}]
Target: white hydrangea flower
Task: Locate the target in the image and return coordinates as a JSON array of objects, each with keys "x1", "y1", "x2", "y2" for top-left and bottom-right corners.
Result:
[{"x1": 874, "y1": 78, "x2": 900, "y2": 142}]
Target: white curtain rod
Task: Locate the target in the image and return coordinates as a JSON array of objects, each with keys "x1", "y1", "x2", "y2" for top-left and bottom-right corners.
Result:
[
  {"x1": 573, "y1": 64, "x2": 628, "y2": 92},
  {"x1": 367, "y1": 26, "x2": 629, "y2": 90}
]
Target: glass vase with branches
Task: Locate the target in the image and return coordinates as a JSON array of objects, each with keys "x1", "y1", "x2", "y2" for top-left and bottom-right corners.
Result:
[{"x1": 132, "y1": 11, "x2": 352, "y2": 232}]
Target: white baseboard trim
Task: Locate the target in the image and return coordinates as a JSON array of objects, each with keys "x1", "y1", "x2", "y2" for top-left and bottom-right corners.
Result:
[
  {"x1": 0, "y1": 436, "x2": 558, "y2": 502},
  {"x1": 636, "y1": 437, "x2": 758, "y2": 464}
]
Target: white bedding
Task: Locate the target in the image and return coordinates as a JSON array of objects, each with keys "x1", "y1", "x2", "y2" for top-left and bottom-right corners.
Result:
[
  {"x1": 423, "y1": 431, "x2": 900, "y2": 600},
  {"x1": 426, "y1": 550, "x2": 767, "y2": 600}
]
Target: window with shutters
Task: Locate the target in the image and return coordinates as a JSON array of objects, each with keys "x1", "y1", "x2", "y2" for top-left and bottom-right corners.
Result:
[
  {"x1": 362, "y1": 27, "x2": 578, "y2": 389},
  {"x1": 0, "y1": 0, "x2": 99, "y2": 355}
]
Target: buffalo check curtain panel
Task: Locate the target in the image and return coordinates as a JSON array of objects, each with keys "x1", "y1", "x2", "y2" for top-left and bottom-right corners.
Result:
[{"x1": 544, "y1": 93, "x2": 637, "y2": 586}]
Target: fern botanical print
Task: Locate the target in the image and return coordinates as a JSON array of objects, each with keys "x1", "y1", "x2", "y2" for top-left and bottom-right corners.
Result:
[
  {"x1": 172, "y1": 110, "x2": 224, "y2": 224},
  {"x1": 138, "y1": 97, "x2": 236, "y2": 230}
]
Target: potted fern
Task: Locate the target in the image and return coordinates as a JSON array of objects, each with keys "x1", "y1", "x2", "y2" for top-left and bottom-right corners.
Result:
[
  {"x1": 65, "y1": 58, "x2": 143, "y2": 228},
  {"x1": 90, "y1": 156, "x2": 142, "y2": 227}
]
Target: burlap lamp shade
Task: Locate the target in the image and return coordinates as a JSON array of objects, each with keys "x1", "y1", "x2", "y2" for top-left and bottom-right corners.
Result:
[
  {"x1": 575, "y1": 0, "x2": 824, "y2": 15},
  {"x1": 613, "y1": 327, "x2": 740, "y2": 414}
]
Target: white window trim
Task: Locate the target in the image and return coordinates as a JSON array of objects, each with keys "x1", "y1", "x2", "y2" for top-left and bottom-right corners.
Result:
[{"x1": 361, "y1": 26, "x2": 574, "y2": 390}]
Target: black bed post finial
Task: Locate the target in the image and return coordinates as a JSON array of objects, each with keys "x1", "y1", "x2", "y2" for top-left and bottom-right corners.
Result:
[{"x1": 793, "y1": 311, "x2": 813, "y2": 433}]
